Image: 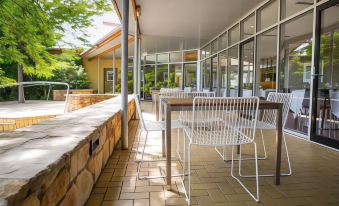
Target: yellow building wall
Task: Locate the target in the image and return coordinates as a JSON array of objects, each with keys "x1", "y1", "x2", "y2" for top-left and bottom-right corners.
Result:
[{"x1": 82, "y1": 58, "x2": 121, "y2": 94}]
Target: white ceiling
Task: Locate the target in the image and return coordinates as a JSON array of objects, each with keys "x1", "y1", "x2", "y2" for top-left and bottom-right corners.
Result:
[{"x1": 115, "y1": 0, "x2": 265, "y2": 54}]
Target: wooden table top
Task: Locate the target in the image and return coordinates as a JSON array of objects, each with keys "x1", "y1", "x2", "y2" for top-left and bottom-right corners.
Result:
[{"x1": 163, "y1": 98, "x2": 282, "y2": 109}]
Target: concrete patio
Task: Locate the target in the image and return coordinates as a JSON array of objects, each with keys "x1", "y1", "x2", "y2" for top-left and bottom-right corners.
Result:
[{"x1": 86, "y1": 102, "x2": 339, "y2": 206}]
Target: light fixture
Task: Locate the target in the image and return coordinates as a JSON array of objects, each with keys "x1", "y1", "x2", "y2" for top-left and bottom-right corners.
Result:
[{"x1": 250, "y1": 25, "x2": 254, "y2": 28}]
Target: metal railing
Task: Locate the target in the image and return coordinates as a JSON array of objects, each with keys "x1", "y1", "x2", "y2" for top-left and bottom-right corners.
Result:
[{"x1": 0, "y1": 81, "x2": 70, "y2": 113}]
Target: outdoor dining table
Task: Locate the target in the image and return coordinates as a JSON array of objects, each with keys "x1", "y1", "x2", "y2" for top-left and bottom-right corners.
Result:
[{"x1": 161, "y1": 98, "x2": 284, "y2": 190}]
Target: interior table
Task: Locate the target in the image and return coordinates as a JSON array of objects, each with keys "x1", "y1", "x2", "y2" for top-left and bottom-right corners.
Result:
[{"x1": 162, "y1": 98, "x2": 284, "y2": 190}]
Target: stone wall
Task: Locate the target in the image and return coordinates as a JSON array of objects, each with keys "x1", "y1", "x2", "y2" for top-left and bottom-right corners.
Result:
[
  {"x1": 0, "y1": 115, "x2": 57, "y2": 132},
  {"x1": 66, "y1": 94, "x2": 115, "y2": 113},
  {"x1": 0, "y1": 94, "x2": 115, "y2": 133},
  {"x1": 0, "y1": 95, "x2": 136, "y2": 206},
  {"x1": 53, "y1": 89, "x2": 97, "y2": 101}
]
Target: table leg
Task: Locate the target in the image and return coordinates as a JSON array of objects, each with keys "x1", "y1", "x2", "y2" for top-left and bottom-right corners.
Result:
[
  {"x1": 165, "y1": 104, "x2": 172, "y2": 190},
  {"x1": 156, "y1": 96, "x2": 160, "y2": 121},
  {"x1": 275, "y1": 104, "x2": 283, "y2": 185},
  {"x1": 162, "y1": 131, "x2": 166, "y2": 157}
]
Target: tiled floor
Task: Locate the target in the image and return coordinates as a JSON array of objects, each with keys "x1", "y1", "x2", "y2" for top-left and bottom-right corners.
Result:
[{"x1": 86, "y1": 102, "x2": 339, "y2": 206}]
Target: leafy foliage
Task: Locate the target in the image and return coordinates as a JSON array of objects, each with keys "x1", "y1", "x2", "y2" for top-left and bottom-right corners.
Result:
[
  {"x1": 50, "y1": 50, "x2": 90, "y2": 89},
  {"x1": 0, "y1": 0, "x2": 111, "y2": 78}
]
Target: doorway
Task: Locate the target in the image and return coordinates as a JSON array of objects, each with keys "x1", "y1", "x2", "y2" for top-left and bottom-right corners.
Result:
[{"x1": 312, "y1": 0, "x2": 339, "y2": 149}]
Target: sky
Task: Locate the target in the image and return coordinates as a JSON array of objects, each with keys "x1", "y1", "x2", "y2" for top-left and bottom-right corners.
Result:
[{"x1": 60, "y1": 9, "x2": 120, "y2": 49}]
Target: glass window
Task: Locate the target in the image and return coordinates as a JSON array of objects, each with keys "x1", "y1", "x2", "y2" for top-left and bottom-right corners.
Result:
[
  {"x1": 128, "y1": 57, "x2": 134, "y2": 67},
  {"x1": 201, "y1": 48, "x2": 206, "y2": 60},
  {"x1": 212, "y1": 56, "x2": 218, "y2": 91},
  {"x1": 204, "y1": 59, "x2": 211, "y2": 90},
  {"x1": 157, "y1": 53, "x2": 169, "y2": 64},
  {"x1": 141, "y1": 57, "x2": 145, "y2": 66},
  {"x1": 156, "y1": 64, "x2": 168, "y2": 88},
  {"x1": 184, "y1": 50, "x2": 198, "y2": 62},
  {"x1": 256, "y1": 28, "x2": 277, "y2": 98},
  {"x1": 184, "y1": 63, "x2": 197, "y2": 88},
  {"x1": 206, "y1": 45, "x2": 211, "y2": 58},
  {"x1": 169, "y1": 64, "x2": 182, "y2": 88},
  {"x1": 170, "y1": 52, "x2": 182, "y2": 63},
  {"x1": 128, "y1": 67, "x2": 133, "y2": 94},
  {"x1": 281, "y1": 0, "x2": 313, "y2": 20},
  {"x1": 241, "y1": 13, "x2": 255, "y2": 40},
  {"x1": 257, "y1": 0, "x2": 278, "y2": 31},
  {"x1": 143, "y1": 65, "x2": 155, "y2": 100},
  {"x1": 229, "y1": 24, "x2": 240, "y2": 45},
  {"x1": 219, "y1": 51, "x2": 227, "y2": 96},
  {"x1": 279, "y1": 11, "x2": 313, "y2": 134},
  {"x1": 145, "y1": 55, "x2": 156, "y2": 64},
  {"x1": 229, "y1": 46, "x2": 239, "y2": 97},
  {"x1": 219, "y1": 32, "x2": 228, "y2": 51},
  {"x1": 241, "y1": 40, "x2": 254, "y2": 97},
  {"x1": 211, "y1": 40, "x2": 218, "y2": 55}
]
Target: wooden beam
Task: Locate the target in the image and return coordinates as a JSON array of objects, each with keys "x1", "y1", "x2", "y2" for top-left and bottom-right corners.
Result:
[
  {"x1": 131, "y1": 0, "x2": 137, "y2": 21},
  {"x1": 89, "y1": 37, "x2": 134, "y2": 60}
]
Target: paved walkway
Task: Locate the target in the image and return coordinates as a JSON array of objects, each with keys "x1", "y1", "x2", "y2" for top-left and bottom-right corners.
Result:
[
  {"x1": 0, "y1": 100, "x2": 65, "y2": 118},
  {"x1": 86, "y1": 102, "x2": 339, "y2": 206}
]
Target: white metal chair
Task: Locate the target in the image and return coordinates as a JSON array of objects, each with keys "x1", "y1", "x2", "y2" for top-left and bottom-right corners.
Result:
[
  {"x1": 184, "y1": 87, "x2": 192, "y2": 93},
  {"x1": 290, "y1": 89, "x2": 306, "y2": 129},
  {"x1": 216, "y1": 92, "x2": 293, "y2": 177},
  {"x1": 133, "y1": 94, "x2": 185, "y2": 180},
  {"x1": 176, "y1": 91, "x2": 216, "y2": 162},
  {"x1": 181, "y1": 97, "x2": 260, "y2": 204},
  {"x1": 158, "y1": 88, "x2": 182, "y2": 120},
  {"x1": 329, "y1": 90, "x2": 339, "y2": 133}
]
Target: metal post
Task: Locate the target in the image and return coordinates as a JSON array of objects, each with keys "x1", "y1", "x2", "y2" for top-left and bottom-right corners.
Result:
[
  {"x1": 121, "y1": 0, "x2": 129, "y2": 150},
  {"x1": 113, "y1": 49, "x2": 116, "y2": 94},
  {"x1": 17, "y1": 64, "x2": 25, "y2": 103},
  {"x1": 97, "y1": 58, "x2": 100, "y2": 94},
  {"x1": 137, "y1": 37, "x2": 141, "y2": 96},
  {"x1": 133, "y1": 20, "x2": 138, "y2": 94}
]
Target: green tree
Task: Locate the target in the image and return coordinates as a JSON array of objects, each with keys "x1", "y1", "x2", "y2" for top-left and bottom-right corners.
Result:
[{"x1": 0, "y1": 0, "x2": 110, "y2": 81}]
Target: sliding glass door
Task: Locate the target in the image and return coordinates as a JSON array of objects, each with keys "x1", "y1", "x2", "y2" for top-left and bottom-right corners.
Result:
[{"x1": 312, "y1": 0, "x2": 339, "y2": 149}]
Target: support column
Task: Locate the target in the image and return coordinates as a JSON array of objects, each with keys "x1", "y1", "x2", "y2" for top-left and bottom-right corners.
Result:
[
  {"x1": 137, "y1": 37, "x2": 141, "y2": 97},
  {"x1": 121, "y1": 0, "x2": 129, "y2": 150},
  {"x1": 112, "y1": 49, "x2": 116, "y2": 94},
  {"x1": 17, "y1": 64, "x2": 25, "y2": 103},
  {"x1": 133, "y1": 20, "x2": 139, "y2": 94},
  {"x1": 97, "y1": 58, "x2": 100, "y2": 94}
]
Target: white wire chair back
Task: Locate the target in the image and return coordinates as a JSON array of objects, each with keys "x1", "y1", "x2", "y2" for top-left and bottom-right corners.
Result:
[
  {"x1": 329, "y1": 89, "x2": 339, "y2": 118},
  {"x1": 134, "y1": 94, "x2": 147, "y2": 131},
  {"x1": 261, "y1": 92, "x2": 292, "y2": 128},
  {"x1": 290, "y1": 89, "x2": 305, "y2": 118},
  {"x1": 178, "y1": 92, "x2": 216, "y2": 125},
  {"x1": 189, "y1": 97, "x2": 259, "y2": 146}
]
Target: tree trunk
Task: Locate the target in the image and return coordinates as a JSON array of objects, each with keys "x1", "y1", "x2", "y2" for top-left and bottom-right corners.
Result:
[{"x1": 18, "y1": 64, "x2": 25, "y2": 103}]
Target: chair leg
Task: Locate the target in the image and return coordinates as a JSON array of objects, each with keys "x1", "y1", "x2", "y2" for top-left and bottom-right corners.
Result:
[
  {"x1": 180, "y1": 132, "x2": 191, "y2": 205},
  {"x1": 137, "y1": 131, "x2": 148, "y2": 180},
  {"x1": 135, "y1": 127, "x2": 143, "y2": 161},
  {"x1": 177, "y1": 128, "x2": 183, "y2": 162},
  {"x1": 231, "y1": 144, "x2": 259, "y2": 202},
  {"x1": 239, "y1": 132, "x2": 292, "y2": 177},
  {"x1": 215, "y1": 129, "x2": 267, "y2": 161},
  {"x1": 187, "y1": 144, "x2": 191, "y2": 205},
  {"x1": 136, "y1": 130, "x2": 187, "y2": 180}
]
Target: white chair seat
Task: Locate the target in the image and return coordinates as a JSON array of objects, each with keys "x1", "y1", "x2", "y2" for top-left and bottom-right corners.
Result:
[
  {"x1": 184, "y1": 127, "x2": 253, "y2": 146},
  {"x1": 144, "y1": 120, "x2": 184, "y2": 131},
  {"x1": 179, "y1": 117, "x2": 223, "y2": 127}
]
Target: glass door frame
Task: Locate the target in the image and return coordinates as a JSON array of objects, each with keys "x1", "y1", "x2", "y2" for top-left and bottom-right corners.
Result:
[
  {"x1": 239, "y1": 37, "x2": 255, "y2": 97},
  {"x1": 311, "y1": 0, "x2": 339, "y2": 149}
]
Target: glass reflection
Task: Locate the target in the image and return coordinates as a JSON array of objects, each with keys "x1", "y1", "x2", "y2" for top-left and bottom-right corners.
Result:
[{"x1": 280, "y1": 11, "x2": 313, "y2": 134}]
